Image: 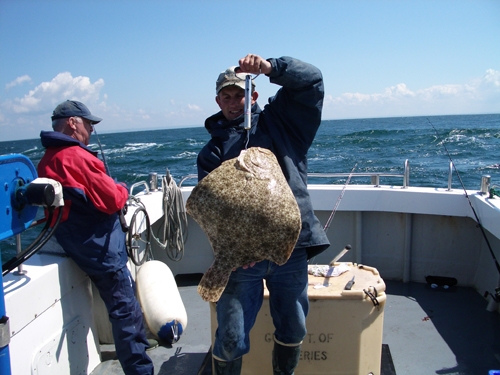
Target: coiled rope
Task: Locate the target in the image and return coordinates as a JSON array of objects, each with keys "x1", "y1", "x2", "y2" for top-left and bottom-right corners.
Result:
[
  {"x1": 153, "y1": 173, "x2": 188, "y2": 261},
  {"x1": 126, "y1": 171, "x2": 188, "y2": 264}
]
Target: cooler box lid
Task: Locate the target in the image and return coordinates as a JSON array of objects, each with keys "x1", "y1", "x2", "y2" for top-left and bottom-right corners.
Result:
[{"x1": 263, "y1": 262, "x2": 385, "y2": 301}]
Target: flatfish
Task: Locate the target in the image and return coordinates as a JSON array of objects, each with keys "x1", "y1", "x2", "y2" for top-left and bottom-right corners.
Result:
[{"x1": 186, "y1": 147, "x2": 301, "y2": 302}]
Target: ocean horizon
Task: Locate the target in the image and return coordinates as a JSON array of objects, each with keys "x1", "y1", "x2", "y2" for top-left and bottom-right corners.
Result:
[
  {"x1": 1, "y1": 113, "x2": 499, "y2": 262},
  {"x1": 1, "y1": 113, "x2": 499, "y2": 188}
]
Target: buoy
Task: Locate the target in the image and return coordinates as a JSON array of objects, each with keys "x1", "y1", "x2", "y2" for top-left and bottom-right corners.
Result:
[{"x1": 136, "y1": 260, "x2": 187, "y2": 344}]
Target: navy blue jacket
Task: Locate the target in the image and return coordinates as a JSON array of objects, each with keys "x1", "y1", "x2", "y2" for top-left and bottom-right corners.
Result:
[{"x1": 197, "y1": 56, "x2": 330, "y2": 259}]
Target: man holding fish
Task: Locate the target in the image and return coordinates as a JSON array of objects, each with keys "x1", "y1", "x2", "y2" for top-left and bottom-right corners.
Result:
[{"x1": 197, "y1": 54, "x2": 330, "y2": 375}]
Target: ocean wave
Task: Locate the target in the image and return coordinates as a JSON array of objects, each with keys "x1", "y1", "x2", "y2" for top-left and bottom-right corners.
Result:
[
  {"x1": 107, "y1": 143, "x2": 159, "y2": 154},
  {"x1": 170, "y1": 151, "x2": 198, "y2": 159},
  {"x1": 22, "y1": 146, "x2": 39, "y2": 154}
]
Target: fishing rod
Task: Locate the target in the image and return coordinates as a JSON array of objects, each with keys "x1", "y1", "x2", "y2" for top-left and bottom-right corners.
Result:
[
  {"x1": 309, "y1": 163, "x2": 357, "y2": 266},
  {"x1": 93, "y1": 125, "x2": 129, "y2": 233},
  {"x1": 427, "y1": 118, "x2": 500, "y2": 275},
  {"x1": 323, "y1": 163, "x2": 358, "y2": 233}
]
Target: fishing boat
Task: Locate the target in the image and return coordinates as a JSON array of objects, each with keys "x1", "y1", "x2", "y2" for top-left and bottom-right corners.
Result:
[{"x1": 1, "y1": 153, "x2": 500, "y2": 375}]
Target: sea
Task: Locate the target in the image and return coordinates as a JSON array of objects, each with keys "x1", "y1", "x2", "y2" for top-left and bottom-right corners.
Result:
[{"x1": 1, "y1": 113, "x2": 499, "y2": 263}]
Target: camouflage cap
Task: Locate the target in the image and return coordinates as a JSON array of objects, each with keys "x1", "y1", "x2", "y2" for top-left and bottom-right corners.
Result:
[{"x1": 216, "y1": 66, "x2": 256, "y2": 95}]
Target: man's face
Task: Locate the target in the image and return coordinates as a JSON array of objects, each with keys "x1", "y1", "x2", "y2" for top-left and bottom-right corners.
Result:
[
  {"x1": 71, "y1": 117, "x2": 93, "y2": 145},
  {"x1": 216, "y1": 85, "x2": 258, "y2": 121}
]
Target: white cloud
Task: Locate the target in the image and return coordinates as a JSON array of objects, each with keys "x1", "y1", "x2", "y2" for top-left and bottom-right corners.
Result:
[
  {"x1": 5, "y1": 75, "x2": 32, "y2": 90},
  {"x1": 3, "y1": 72, "x2": 104, "y2": 115},
  {"x1": 2, "y1": 68, "x2": 498, "y2": 142},
  {"x1": 0, "y1": 72, "x2": 106, "y2": 141},
  {"x1": 482, "y1": 69, "x2": 500, "y2": 87},
  {"x1": 324, "y1": 69, "x2": 500, "y2": 119}
]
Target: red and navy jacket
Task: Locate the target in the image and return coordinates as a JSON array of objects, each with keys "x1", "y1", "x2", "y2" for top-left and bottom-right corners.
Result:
[{"x1": 38, "y1": 131, "x2": 129, "y2": 275}]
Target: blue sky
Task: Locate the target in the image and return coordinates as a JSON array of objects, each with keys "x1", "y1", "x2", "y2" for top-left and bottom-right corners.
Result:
[{"x1": 1, "y1": 0, "x2": 499, "y2": 141}]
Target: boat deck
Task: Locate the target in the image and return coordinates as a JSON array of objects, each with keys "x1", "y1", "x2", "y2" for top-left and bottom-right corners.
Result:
[
  {"x1": 383, "y1": 280, "x2": 500, "y2": 375},
  {"x1": 91, "y1": 278, "x2": 500, "y2": 375}
]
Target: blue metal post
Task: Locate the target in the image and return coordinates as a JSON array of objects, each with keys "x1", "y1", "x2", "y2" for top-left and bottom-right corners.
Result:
[
  {"x1": 0, "y1": 154, "x2": 38, "y2": 375},
  {"x1": 0, "y1": 267, "x2": 11, "y2": 375}
]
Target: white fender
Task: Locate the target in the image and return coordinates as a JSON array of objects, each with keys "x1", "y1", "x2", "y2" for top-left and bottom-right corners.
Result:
[{"x1": 136, "y1": 260, "x2": 188, "y2": 344}]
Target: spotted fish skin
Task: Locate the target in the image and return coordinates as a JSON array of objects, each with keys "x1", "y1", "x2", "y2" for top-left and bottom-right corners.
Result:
[{"x1": 186, "y1": 147, "x2": 302, "y2": 302}]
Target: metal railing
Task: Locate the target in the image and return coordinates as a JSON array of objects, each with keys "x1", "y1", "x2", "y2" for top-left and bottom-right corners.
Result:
[
  {"x1": 179, "y1": 160, "x2": 411, "y2": 188},
  {"x1": 447, "y1": 161, "x2": 454, "y2": 191},
  {"x1": 129, "y1": 181, "x2": 150, "y2": 196},
  {"x1": 308, "y1": 159, "x2": 410, "y2": 188},
  {"x1": 179, "y1": 174, "x2": 198, "y2": 187}
]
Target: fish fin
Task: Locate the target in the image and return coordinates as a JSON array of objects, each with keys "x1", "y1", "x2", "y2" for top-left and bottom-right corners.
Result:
[{"x1": 197, "y1": 261, "x2": 232, "y2": 302}]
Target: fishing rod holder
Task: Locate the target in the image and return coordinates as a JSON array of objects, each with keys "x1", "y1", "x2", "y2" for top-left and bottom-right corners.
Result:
[
  {"x1": 149, "y1": 172, "x2": 159, "y2": 192},
  {"x1": 131, "y1": 169, "x2": 174, "y2": 196},
  {"x1": 447, "y1": 162, "x2": 454, "y2": 191},
  {"x1": 481, "y1": 175, "x2": 491, "y2": 195}
]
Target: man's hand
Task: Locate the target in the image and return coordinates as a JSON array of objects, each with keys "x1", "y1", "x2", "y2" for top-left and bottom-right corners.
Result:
[
  {"x1": 233, "y1": 261, "x2": 257, "y2": 271},
  {"x1": 238, "y1": 54, "x2": 272, "y2": 75}
]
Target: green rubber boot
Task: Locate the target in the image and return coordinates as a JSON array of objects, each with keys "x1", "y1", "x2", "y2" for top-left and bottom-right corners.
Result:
[
  {"x1": 213, "y1": 357, "x2": 243, "y2": 375},
  {"x1": 272, "y1": 342, "x2": 301, "y2": 375}
]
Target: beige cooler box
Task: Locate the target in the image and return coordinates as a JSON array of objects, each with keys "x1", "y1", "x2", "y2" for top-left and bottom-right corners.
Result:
[{"x1": 210, "y1": 262, "x2": 386, "y2": 375}]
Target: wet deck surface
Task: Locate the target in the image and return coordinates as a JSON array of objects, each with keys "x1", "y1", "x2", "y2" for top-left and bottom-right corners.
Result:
[
  {"x1": 91, "y1": 278, "x2": 500, "y2": 375},
  {"x1": 383, "y1": 280, "x2": 500, "y2": 375}
]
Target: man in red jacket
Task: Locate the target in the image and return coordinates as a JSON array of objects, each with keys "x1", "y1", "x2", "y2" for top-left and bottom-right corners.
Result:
[{"x1": 38, "y1": 100, "x2": 153, "y2": 375}]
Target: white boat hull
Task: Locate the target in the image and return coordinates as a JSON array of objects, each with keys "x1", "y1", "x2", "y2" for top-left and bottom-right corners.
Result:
[{"x1": 4, "y1": 182, "x2": 500, "y2": 374}]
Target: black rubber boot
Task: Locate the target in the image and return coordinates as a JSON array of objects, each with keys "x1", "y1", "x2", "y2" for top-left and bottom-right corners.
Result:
[
  {"x1": 272, "y1": 342, "x2": 301, "y2": 375},
  {"x1": 213, "y1": 357, "x2": 243, "y2": 375}
]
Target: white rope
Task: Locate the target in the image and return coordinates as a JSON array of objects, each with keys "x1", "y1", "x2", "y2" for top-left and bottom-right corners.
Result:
[{"x1": 151, "y1": 173, "x2": 188, "y2": 261}]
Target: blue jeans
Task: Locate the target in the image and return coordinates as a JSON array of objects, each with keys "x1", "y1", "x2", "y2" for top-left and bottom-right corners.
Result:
[{"x1": 213, "y1": 249, "x2": 309, "y2": 361}]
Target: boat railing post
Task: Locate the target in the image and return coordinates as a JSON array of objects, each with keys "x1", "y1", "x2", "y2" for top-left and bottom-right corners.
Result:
[
  {"x1": 0, "y1": 257, "x2": 12, "y2": 375},
  {"x1": 371, "y1": 175, "x2": 380, "y2": 187},
  {"x1": 148, "y1": 172, "x2": 159, "y2": 192},
  {"x1": 403, "y1": 159, "x2": 409, "y2": 188},
  {"x1": 13, "y1": 234, "x2": 27, "y2": 276},
  {"x1": 447, "y1": 162, "x2": 453, "y2": 191},
  {"x1": 480, "y1": 175, "x2": 491, "y2": 195}
]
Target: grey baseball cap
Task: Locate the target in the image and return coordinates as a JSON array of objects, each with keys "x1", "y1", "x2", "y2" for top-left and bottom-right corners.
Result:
[
  {"x1": 216, "y1": 66, "x2": 256, "y2": 95},
  {"x1": 51, "y1": 100, "x2": 102, "y2": 124}
]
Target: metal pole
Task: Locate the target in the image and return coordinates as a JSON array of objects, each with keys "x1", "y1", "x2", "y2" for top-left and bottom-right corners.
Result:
[
  {"x1": 13, "y1": 235, "x2": 26, "y2": 276},
  {"x1": 0, "y1": 257, "x2": 12, "y2": 375}
]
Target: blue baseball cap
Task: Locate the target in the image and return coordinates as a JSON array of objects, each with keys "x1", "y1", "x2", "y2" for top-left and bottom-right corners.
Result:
[{"x1": 51, "y1": 100, "x2": 102, "y2": 124}]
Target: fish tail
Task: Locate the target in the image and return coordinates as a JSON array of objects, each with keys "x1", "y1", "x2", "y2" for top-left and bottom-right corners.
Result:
[{"x1": 197, "y1": 263, "x2": 232, "y2": 302}]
